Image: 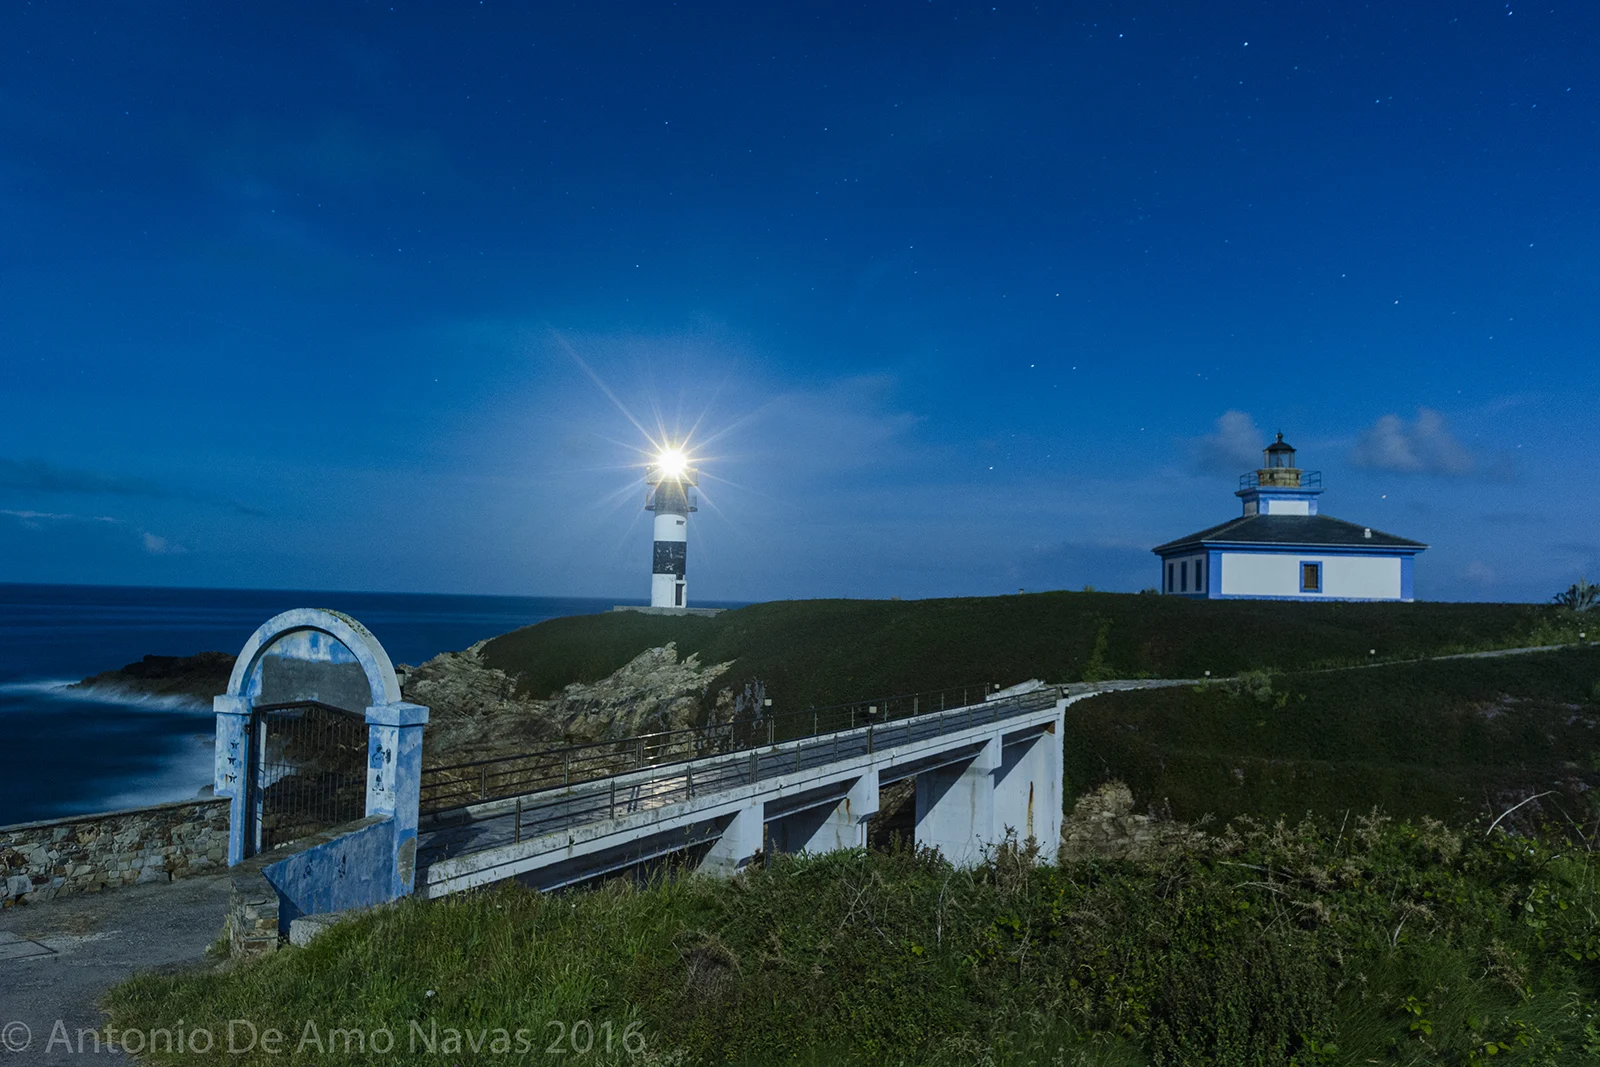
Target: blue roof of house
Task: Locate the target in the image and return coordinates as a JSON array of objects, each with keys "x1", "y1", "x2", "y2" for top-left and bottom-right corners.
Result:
[{"x1": 1153, "y1": 514, "x2": 1428, "y2": 554}]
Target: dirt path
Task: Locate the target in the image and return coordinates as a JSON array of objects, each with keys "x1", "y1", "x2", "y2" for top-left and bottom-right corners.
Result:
[{"x1": 0, "y1": 874, "x2": 229, "y2": 1063}]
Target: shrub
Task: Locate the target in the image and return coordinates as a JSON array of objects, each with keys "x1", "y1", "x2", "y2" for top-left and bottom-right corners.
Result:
[
  {"x1": 1555, "y1": 578, "x2": 1600, "y2": 613},
  {"x1": 1080, "y1": 619, "x2": 1115, "y2": 682}
]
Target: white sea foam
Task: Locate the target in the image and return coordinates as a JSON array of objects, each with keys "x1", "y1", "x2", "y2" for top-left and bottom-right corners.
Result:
[
  {"x1": 0, "y1": 678, "x2": 211, "y2": 713},
  {"x1": 92, "y1": 732, "x2": 218, "y2": 812}
]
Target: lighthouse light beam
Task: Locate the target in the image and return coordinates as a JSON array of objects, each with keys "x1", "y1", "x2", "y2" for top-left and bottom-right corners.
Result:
[{"x1": 655, "y1": 448, "x2": 688, "y2": 480}]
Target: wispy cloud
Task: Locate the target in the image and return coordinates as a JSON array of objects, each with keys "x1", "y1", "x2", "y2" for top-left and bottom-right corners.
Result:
[
  {"x1": 0, "y1": 508, "x2": 115, "y2": 525},
  {"x1": 141, "y1": 532, "x2": 187, "y2": 555},
  {"x1": 1349, "y1": 409, "x2": 1477, "y2": 477},
  {"x1": 1187, "y1": 411, "x2": 1264, "y2": 473},
  {"x1": 0, "y1": 457, "x2": 168, "y2": 497},
  {"x1": 0, "y1": 457, "x2": 264, "y2": 515},
  {"x1": 0, "y1": 508, "x2": 186, "y2": 555}
]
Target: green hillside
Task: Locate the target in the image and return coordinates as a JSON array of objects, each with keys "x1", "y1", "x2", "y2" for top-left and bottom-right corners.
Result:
[
  {"x1": 482, "y1": 592, "x2": 1577, "y2": 713},
  {"x1": 1062, "y1": 646, "x2": 1600, "y2": 830}
]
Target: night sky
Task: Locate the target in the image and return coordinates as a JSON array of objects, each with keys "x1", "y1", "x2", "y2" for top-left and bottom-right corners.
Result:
[{"x1": 2, "y1": 2, "x2": 1595, "y2": 602}]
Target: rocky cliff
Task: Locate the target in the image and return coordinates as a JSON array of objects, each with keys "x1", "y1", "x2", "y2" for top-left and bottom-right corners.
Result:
[
  {"x1": 69, "y1": 638, "x2": 737, "y2": 767},
  {"x1": 69, "y1": 652, "x2": 235, "y2": 704},
  {"x1": 403, "y1": 641, "x2": 736, "y2": 765}
]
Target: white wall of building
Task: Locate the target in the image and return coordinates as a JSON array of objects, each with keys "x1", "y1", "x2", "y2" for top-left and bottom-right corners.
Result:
[
  {"x1": 1324, "y1": 554, "x2": 1402, "y2": 599},
  {"x1": 1261, "y1": 498, "x2": 1310, "y2": 516},
  {"x1": 651, "y1": 573, "x2": 682, "y2": 607},
  {"x1": 653, "y1": 512, "x2": 687, "y2": 543},
  {"x1": 1219, "y1": 552, "x2": 1402, "y2": 600}
]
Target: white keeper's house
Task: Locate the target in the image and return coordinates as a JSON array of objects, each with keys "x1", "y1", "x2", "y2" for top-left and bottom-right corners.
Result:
[{"x1": 1153, "y1": 433, "x2": 1427, "y2": 602}]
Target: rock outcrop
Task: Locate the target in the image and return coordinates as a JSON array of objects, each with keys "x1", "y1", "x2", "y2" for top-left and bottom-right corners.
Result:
[
  {"x1": 550, "y1": 644, "x2": 736, "y2": 740},
  {"x1": 1059, "y1": 781, "x2": 1206, "y2": 860},
  {"x1": 68, "y1": 637, "x2": 739, "y2": 767},
  {"x1": 399, "y1": 641, "x2": 546, "y2": 762},
  {"x1": 70, "y1": 652, "x2": 235, "y2": 704},
  {"x1": 404, "y1": 641, "x2": 735, "y2": 765}
]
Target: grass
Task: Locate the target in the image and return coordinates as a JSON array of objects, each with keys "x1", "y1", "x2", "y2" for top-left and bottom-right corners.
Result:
[
  {"x1": 106, "y1": 818, "x2": 1600, "y2": 1066},
  {"x1": 1062, "y1": 646, "x2": 1600, "y2": 830},
  {"x1": 480, "y1": 592, "x2": 1581, "y2": 714}
]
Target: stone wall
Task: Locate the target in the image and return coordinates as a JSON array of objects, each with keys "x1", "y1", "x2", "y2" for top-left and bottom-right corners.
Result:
[
  {"x1": 225, "y1": 860, "x2": 282, "y2": 959},
  {"x1": 0, "y1": 797, "x2": 230, "y2": 905}
]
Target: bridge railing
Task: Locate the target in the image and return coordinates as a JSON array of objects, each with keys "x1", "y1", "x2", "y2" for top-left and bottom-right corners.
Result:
[{"x1": 419, "y1": 682, "x2": 1055, "y2": 814}]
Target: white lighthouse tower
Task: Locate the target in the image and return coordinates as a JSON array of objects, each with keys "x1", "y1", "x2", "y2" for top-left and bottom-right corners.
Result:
[{"x1": 645, "y1": 449, "x2": 697, "y2": 608}]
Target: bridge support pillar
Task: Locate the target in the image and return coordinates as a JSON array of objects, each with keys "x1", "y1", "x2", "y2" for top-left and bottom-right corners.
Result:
[
  {"x1": 914, "y1": 735, "x2": 1000, "y2": 868},
  {"x1": 992, "y1": 706, "x2": 1065, "y2": 862},
  {"x1": 700, "y1": 801, "x2": 765, "y2": 875},
  {"x1": 768, "y1": 769, "x2": 880, "y2": 857}
]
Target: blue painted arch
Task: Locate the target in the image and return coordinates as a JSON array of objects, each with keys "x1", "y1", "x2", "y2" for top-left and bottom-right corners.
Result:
[{"x1": 225, "y1": 607, "x2": 402, "y2": 709}]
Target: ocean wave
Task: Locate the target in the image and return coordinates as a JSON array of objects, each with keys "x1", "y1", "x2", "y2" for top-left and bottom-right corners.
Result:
[
  {"x1": 0, "y1": 679, "x2": 212, "y2": 713},
  {"x1": 92, "y1": 734, "x2": 218, "y2": 812}
]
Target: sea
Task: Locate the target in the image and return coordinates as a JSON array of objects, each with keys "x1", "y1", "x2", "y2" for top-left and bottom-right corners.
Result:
[{"x1": 0, "y1": 584, "x2": 724, "y2": 828}]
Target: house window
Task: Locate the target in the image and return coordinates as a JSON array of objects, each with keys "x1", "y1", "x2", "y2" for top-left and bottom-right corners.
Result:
[
  {"x1": 675, "y1": 582, "x2": 685, "y2": 607},
  {"x1": 1300, "y1": 561, "x2": 1322, "y2": 593},
  {"x1": 1180, "y1": 561, "x2": 1188, "y2": 592},
  {"x1": 1167, "y1": 562, "x2": 1174, "y2": 592}
]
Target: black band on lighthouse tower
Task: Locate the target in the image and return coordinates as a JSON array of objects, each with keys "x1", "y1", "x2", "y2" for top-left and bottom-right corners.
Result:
[{"x1": 652, "y1": 540, "x2": 686, "y2": 577}]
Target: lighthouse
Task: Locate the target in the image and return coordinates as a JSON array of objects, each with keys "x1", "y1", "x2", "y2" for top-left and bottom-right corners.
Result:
[{"x1": 645, "y1": 449, "x2": 697, "y2": 608}]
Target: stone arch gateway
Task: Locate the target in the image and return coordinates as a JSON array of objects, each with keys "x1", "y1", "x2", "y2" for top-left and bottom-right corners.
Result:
[{"x1": 213, "y1": 608, "x2": 429, "y2": 903}]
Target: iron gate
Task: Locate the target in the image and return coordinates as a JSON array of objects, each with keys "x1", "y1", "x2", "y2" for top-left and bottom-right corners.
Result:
[{"x1": 246, "y1": 701, "x2": 369, "y2": 856}]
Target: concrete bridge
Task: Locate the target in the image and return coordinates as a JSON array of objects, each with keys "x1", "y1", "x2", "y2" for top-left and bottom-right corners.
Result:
[
  {"x1": 212, "y1": 608, "x2": 1188, "y2": 950},
  {"x1": 412, "y1": 678, "x2": 1190, "y2": 897},
  {"x1": 416, "y1": 686, "x2": 1065, "y2": 896}
]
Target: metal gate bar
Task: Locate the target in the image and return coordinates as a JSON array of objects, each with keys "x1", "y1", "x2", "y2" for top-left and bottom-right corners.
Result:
[{"x1": 247, "y1": 701, "x2": 368, "y2": 856}]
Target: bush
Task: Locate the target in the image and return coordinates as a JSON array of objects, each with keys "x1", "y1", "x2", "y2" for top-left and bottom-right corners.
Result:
[{"x1": 1555, "y1": 578, "x2": 1599, "y2": 613}]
